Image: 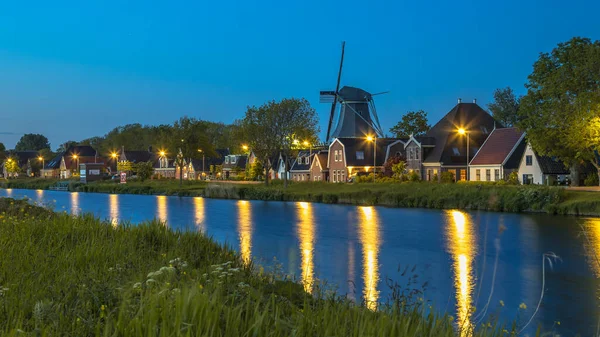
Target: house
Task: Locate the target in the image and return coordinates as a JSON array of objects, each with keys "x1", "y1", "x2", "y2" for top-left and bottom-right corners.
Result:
[
  {"x1": 290, "y1": 151, "x2": 313, "y2": 182},
  {"x1": 41, "y1": 153, "x2": 64, "y2": 178},
  {"x1": 517, "y1": 143, "x2": 570, "y2": 185},
  {"x1": 222, "y1": 154, "x2": 247, "y2": 179},
  {"x1": 468, "y1": 127, "x2": 526, "y2": 182},
  {"x1": 309, "y1": 151, "x2": 329, "y2": 182},
  {"x1": 2, "y1": 151, "x2": 39, "y2": 178},
  {"x1": 266, "y1": 153, "x2": 291, "y2": 180},
  {"x1": 421, "y1": 100, "x2": 499, "y2": 182},
  {"x1": 328, "y1": 137, "x2": 397, "y2": 183},
  {"x1": 154, "y1": 155, "x2": 176, "y2": 178},
  {"x1": 60, "y1": 145, "x2": 100, "y2": 179},
  {"x1": 119, "y1": 147, "x2": 155, "y2": 165}
]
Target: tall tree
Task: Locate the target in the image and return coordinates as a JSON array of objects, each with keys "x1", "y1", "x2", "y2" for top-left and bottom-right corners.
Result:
[
  {"x1": 0, "y1": 143, "x2": 5, "y2": 161},
  {"x1": 170, "y1": 117, "x2": 215, "y2": 186},
  {"x1": 518, "y1": 37, "x2": 600, "y2": 186},
  {"x1": 390, "y1": 110, "x2": 430, "y2": 138},
  {"x1": 57, "y1": 141, "x2": 78, "y2": 153},
  {"x1": 488, "y1": 87, "x2": 521, "y2": 127},
  {"x1": 15, "y1": 134, "x2": 50, "y2": 151}
]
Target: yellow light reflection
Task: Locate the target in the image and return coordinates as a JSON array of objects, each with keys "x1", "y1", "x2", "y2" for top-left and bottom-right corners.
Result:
[
  {"x1": 109, "y1": 194, "x2": 119, "y2": 227},
  {"x1": 296, "y1": 202, "x2": 315, "y2": 293},
  {"x1": 583, "y1": 218, "x2": 600, "y2": 277},
  {"x1": 194, "y1": 197, "x2": 206, "y2": 233},
  {"x1": 358, "y1": 206, "x2": 381, "y2": 310},
  {"x1": 237, "y1": 200, "x2": 252, "y2": 265},
  {"x1": 71, "y1": 192, "x2": 79, "y2": 216},
  {"x1": 35, "y1": 189, "x2": 44, "y2": 203},
  {"x1": 156, "y1": 196, "x2": 168, "y2": 225},
  {"x1": 446, "y1": 210, "x2": 476, "y2": 335}
]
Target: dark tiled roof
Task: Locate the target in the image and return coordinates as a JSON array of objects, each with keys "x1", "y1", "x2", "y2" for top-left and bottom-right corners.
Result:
[
  {"x1": 470, "y1": 128, "x2": 524, "y2": 166},
  {"x1": 124, "y1": 151, "x2": 155, "y2": 163},
  {"x1": 424, "y1": 103, "x2": 500, "y2": 165},
  {"x1": 504, "y1": 138, "x2": 527, "y2": 170},
  {"x1": 153, "y1": 158, "x2": 175, "y2": 169},
  {"x1": 223, "y1": 155, "x2": 247, "y2": 170},
  {"x1": 416, "y1": 136, "x2": 436, "y2": 146},
  {"x1": 290, "y1": 151, "x2": 313, "y2": 172},
  {"x1": 336, "y1": 137, "x2": 398, "y2": 167},
  {"x1": 535, "y1": 154, "x2": 570, "y2": 175},
  {"x1": 45, "y1": 153, "x2": 64, "y2": 169},
  {"x1": 314, "y1": 152, "x2": 329, "y2": 170},
  {"x1": 66, "y1": 145, "x2": 97, "y2": 157}
]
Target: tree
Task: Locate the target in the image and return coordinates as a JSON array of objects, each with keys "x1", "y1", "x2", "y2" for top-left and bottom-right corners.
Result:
[
  {"x1": 390, "y1": 110, "x2": 430, "y2": 138},
  {"x1": 391, "y1": 161, "x2": 407, "y2": 181},
  {"x1": 4, "y1": 157, "x2": 20, "y2": 177},
  {"x1": 117, "y1": 161, "x2": 134, "y2": 173},
  {"x1": 245, "y1": 161, "x2": 264, "y2": 181},
  {"x1": 383, "y1": 154, "x2": 406, "y2": 177},
  {"x1": 487, "y1": 87, "x2": 521, "y2": 127},
  {"x1": 135, "y1": 161, "x2": 154, "y2": 182},
  {"x1": 57, "y1": 141, "x2": 77, "y2": 153},
  {"x1": 15, "y1": 134, "x2": 50, "y2": 151},
  {"x1": 518, "y1": 37, "x2": 600, "y2": 186},
  {"x1": 0, "y1": 143, "x2": 5, "y2": 161},
  {"x1": 170, "y1": 117, "x2": 215, "y2": 186}
]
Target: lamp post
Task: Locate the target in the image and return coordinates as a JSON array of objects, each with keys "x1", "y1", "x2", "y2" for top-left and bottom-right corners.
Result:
[
  {"x1": 198, "y1": 149, "x2": 205, "y2": 179},
  {"x1": 72, "y1": 154, "x2": 79, "y2": 176},
  {"x1": 38, "y1": 156, "x2": 44, "y2": 178},
  {"x1": 366, "y1": 135, "x2": 376, "y2": 183},
  {"x1": 457, "y1": 128, "x2": 469, "y2": 181}
]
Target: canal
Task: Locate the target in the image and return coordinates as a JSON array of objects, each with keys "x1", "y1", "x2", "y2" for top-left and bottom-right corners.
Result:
[{"x1": 1, "y1": 188, "x2": 599, "y2": 335}]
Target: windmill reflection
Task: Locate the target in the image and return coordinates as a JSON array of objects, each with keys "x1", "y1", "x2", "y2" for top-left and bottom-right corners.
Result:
[
  {"x1": 296, "y1": 202, "x2": 315, "y2": 293},
  {"x1": 358, "y1": 206, "x2": 381, "y2": 310},
  {"x1": 237, "y1": 200, "x2": 252, "y2": 265},
  {"x1": 446, "y1": 210, "x2": 476, "y2": 334}
]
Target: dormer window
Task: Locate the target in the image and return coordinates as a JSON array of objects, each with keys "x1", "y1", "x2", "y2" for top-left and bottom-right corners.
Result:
[
  {"x1": 231, "y1": 156, "x2": 237, "y2": 164},
  {"x1": 356, "y1": 151, "x2": 364, "y2": 160},
  {"x1": 453, "y1": 147, "x2": 461, "y2": 156},
  {"x1": 225, "y1": 157, "x2": 230, "y2": 164},
  {"x1": 480, "y1": 126, "x2": 489, "y2": 134}
]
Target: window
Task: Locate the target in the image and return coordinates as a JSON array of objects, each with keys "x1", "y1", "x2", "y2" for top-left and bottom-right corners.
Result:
[
  {"x1": 526, "y1": 155, "x2": 533, "y2": 166},
  {"x1": 224, "y1": 157, "x2": 230, "y2": 164},
  {"x1": 485, "y1": 169, "x2": 491, "y2": 181},
  {"x1": 480, "y1": 126, "x2": 489, "y2": 134},
  {"x1": 334, "y1": 150, "x2": 341, "y2": 162},
  {"x1": 301, "y1": 174, "x2": 305, "y2": 181},
  {"x1": 476, "y1": 169, "x2": 481, "y2": 181},
  {"x1": 523, "y1": 174, "x2": 533, "y2": 185},
  {"x1": 460, "y1": 169, "x2": 466, "y2": 181},
  {"x1": 332, "y1": 170, "x2": 337, "y2": 183},
  {"x1": 415, "y1": 149, "x2": 420, "y2": 160},
  {"x1": 356, "y1": 151, "x2": 365, "y2": 160},
  {"x1": 452, "y1": 147, "x2": 461, "y2": 156},
  {"x1": 231, "y1": 156, "x2": 237, "y2": 164},
  {"x1": 408, "y1": 148, "x2": 414, "y2": 160},
  {"x1": 494, "y1": 169, "x2": 500, "y2": 181},
  {"x1": 427, "y1": 169, "x2": 432, "y2": 181}
]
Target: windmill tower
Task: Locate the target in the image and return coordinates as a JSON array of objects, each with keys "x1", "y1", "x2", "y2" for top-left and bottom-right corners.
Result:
[{"x1": 320, "y1": 42, "x2": 386, "y2": 142}]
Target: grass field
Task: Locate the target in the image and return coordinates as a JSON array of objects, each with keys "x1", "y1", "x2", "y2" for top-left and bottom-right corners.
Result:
[{"x1": 0, "y1": 198, "x2": 523, "y2": 336}]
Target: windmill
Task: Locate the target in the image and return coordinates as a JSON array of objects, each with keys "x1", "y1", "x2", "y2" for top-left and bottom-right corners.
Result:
[{"x1": 320, "y1": 41, "x2": 387, "y2": 142}]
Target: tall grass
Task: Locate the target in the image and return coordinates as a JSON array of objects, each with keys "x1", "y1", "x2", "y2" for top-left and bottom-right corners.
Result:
[{"x1": 0, "y1": 198, "x2": 517, "y2": 336}]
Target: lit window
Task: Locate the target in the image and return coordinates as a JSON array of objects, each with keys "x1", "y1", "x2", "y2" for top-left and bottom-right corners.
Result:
[
  {"x1": 356, "y1": 151, "x2": 364, "y2": 160},
  {"x1": 476, "y1": 169, "x2": 481, "y2": 181},
  {"x1": 453, "y1": 148, "x2": 461, "y2": 156},
  {"x1": 460, "y1": 169, "x2": 466, "y2": 181}
]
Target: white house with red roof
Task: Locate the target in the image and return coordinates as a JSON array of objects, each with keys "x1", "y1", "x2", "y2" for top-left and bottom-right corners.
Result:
[{"x1": 468, "y1": 127, "x2": 526, "y2": 181}]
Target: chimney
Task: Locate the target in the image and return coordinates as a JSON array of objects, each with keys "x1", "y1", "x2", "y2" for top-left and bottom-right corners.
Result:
[
  {"x1": 457, "y1": 98, "x2": 462, "y2": 104},
  {"x1": 473, "y1": 98, "x2": 477, "y2": 104},
  {"x1": 148, "y1": 146, "x2": 153, "y2": 153}
]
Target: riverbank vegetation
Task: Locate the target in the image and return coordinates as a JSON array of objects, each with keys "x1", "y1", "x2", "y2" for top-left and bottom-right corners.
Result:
[{"x1": 0, "y1": 198, "x2": 517, "y2": 336}]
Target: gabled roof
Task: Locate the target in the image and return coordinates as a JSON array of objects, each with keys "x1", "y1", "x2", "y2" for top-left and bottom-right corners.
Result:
[
  {"x1": 424, "y1": 102, "x2": 500, "y2": 165},
  {"x1": 65, "y1": 145, "x2": 97, "y2": 157},
  {"x1": 290, "y1": 151, "x2": 313, "y2": 172},
  {"x1": 45, "y1": 153, "x2": 64, "y2": 169},
  {"x1": 470, "y1": 128, "x2": 525, "y2": 166},
  {"x1": 335, "y1": 137, "x2": 397, "y2": 167},
  {"x1": 312, "y1": 152, "x2": 329, "y2": 171},
  {"x1": 123, "y1": 150, "x2": 155, "y2": 163},
  {"x1": 535, "y1": 153, "x2": 570, "y2": 175},
  {"x1": 223, "y1": 155, "x2": 247, "y2": 169}
]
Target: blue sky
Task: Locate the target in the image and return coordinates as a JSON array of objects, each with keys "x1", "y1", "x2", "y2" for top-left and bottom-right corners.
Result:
[{"x1": 0, "y1": 0, "x2": 599, "y2": 149}]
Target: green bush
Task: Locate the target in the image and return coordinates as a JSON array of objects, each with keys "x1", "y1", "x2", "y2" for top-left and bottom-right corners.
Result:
[
  {"x1": 440, "y1": 172, "x2": 455, "y2": 183},
  {"x1": 584, "y1": 173, "x2": 599, "y2": 186},
  {"x1": 408, "y1": 171, "x2": 420, "y2": 182}
]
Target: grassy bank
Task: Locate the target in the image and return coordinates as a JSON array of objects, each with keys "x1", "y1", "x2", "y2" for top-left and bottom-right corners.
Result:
[
  {"x1": 0, "y1": 198, "x2": 516, "y2": 336},
  {"x1": 3, "y1": 178, "x2": 599, "y2": 216},
  {"x1": 205, "y1": 181, "x2": 600, "y2": 216}
]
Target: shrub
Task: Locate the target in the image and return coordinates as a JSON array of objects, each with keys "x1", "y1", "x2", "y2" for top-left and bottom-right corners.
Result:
[
  {"x1": 408, "y1": 171, "x2": 420, "y2": 182},
  {"x1": 440, "y1": 172, "x2": 455, "y2": 183},
  {"x1": 584, "y1": 173, "x2": 599, "y2": 186},
  {"x1": 507, "y1": 171, "x2": 519, "y2": 185}
]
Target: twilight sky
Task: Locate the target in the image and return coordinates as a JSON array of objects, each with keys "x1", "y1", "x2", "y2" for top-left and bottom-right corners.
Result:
[{"x1": 0, "y1": 1, "x2": 599, "y2": 150}]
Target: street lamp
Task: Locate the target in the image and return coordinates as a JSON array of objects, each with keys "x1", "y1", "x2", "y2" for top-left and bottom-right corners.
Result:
[
  {"x1": 159, "y1": 151, "x2": 166, "y2": 157},
  {"x1": 198, "y1": 149, "x2": 205, "y2": 179},
  {"x1": 366, "y1": 135, "x2": 376, "y2": 183},
  {"x1": 303, "y1": 141, "x2": 311, "y2": 166},
  {"x1": 38, "y1": 156, "x2": 44, "y2": 177},
  {"x1": 72, "y1": 154, "x2": 79, "y2": 176},
  {"x1": 242, "y1": 145, "x2": 248, "y2": 151},
  {"x1": 457, "y1": 128, "x2": 469, "y2": 181}
]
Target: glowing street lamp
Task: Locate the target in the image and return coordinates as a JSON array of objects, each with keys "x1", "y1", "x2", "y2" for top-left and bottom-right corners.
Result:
[
  {"x1": 38, "y1": 156, "x2": 45, "y2": 173},
  {"x1": 72, "y1": 154, "x2": 79, "y2": 174},
  {"x1": 242, "y1": 145, "x2": 249, "y2": 151},
  {"x1": 457, "y1": 128, "x2": 470, "y2": 180},
  {"x1": 159, "y1": 151, "x2": 166, "y2": 157},
  {"x1": 366, "y1": 135, "x2": 376, "y2": 183}
]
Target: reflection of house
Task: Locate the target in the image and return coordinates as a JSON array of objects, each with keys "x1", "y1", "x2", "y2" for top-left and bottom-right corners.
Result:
[
  {"x1": 1, "y1": 151, "x2": 39, "y2": 178},
  {"x1": 469, "y1": 127, "x2": 526, "y2": 181},
  {"x1": 309, "y1": 151, "x2": 328, "y2": 181},
  {"x1": 421, "y1": 100, "x2": 498, "y2": 182},
  {"x1": 60, "y1": 145, "x2": 100, "y2": 179},
  {"x1": 290, "y1": 151, "x2": 313, "y2": 182},
  {"x1": 41, "y1": 153, "x2": 64, "y2": 178},
  {"x1": 222, "y1": 154, "x2": 247, "y2": 179},
  {"x1": 517, "y1": 143, "x2": 570, "y2": 185}
]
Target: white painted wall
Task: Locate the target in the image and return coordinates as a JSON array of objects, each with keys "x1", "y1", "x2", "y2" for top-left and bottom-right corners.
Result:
[
  {"x1": 517, "y1": 144, "x2": 543, "y2": 184},
  {"x1": 469, "y1": 165, "x2": 503, "y2": 182}
]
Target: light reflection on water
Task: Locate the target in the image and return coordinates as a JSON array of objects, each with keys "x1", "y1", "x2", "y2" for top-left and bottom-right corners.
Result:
[
  {"x1": 296, "y1": 202, "x2": 315, "y2": 293},
  {"x1": 446, "y1": 210, "x2": 476, "y2": 335},
  {"x1": 156, "y1": 196, "x2": 168, "y2": 224},
  {"x1": 109, "y1": 194, "x2": 119, "y2": 227},
  {"x1": 358, "y1": 206, "x2": 380, "y2": 311},
  {"x1": 71, "y1": 192, "x2": 80, "y2": 216},
  {"x1": 238, "y1": 200, "x2": 252, "y2": 265},
  {"x1": 194, "y1": 197, "x2": 205, "y2": 233}
]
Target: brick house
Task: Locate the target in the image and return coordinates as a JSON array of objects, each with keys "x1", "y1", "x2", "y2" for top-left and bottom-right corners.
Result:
[
  {"x1": 290, "y1": 150, "x2": 313, "y2": 182},
  {"x1": 60, "y1": 145, "x2": 101, "y2": 179},
  {"x1": 222, "y1": 154, "x2": 247, "y2": 179},
  {"x1": 328, "y1": 138, "x2": 396, "y2": 183},
  {"x1": 468, "y1": 127, "x2": 526, "y2": 182},
  {"x1": 41, "y1": 153, "x2": 63, "y2": 179},
  {"x1": 309, "y1": 151, "x2": 328, "y2": 182}
]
